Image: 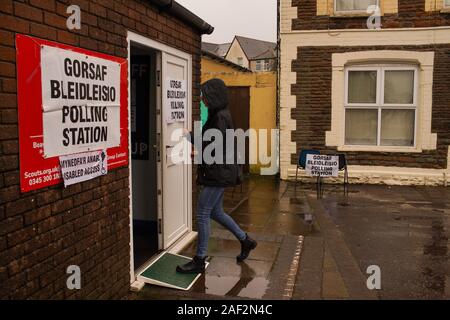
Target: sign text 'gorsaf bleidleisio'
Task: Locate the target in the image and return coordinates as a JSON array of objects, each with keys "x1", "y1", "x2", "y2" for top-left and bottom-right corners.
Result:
[
  {"x1": 59, "y1": 150, "x2": 108, "y2": 187},
  {"x1": 166, "y1": 78, "x2": 187, "y2": 123},
  {"x1": 41, "y1": 45, "x2": 121, "y2": 157},
  {"x1": 305, "y1": 154, "x2": 339, "y2": 177}
]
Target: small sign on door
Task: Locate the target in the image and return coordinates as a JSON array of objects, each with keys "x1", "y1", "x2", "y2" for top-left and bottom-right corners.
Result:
[
  {"x1": 59, "y1": 150, "x2": 108, "y2": 187},
  {"x1": 166, "y1": 78, "x2": 187, "y2": 123},
  {"x1": 305, "y1": 154, "x2": 339, "y2": 177}
]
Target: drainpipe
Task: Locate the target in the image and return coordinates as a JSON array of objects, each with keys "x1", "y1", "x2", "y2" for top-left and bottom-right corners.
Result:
[
  {"x1": 149, "y1": 0, "x2": 214, "y2": 35},
  {"x1": 276, "y1": 0, "x2": 281, "y2": 177}
]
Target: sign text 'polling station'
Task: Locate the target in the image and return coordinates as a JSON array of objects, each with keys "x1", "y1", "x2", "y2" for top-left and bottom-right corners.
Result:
[{"x1": 41, "y1": 45, "x2": 121, "y2": 157}]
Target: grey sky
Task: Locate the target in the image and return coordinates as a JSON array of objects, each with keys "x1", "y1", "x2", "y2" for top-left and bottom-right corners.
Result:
[{"x1": 176, "y1": 0, "x2": 277, "y2": 44}]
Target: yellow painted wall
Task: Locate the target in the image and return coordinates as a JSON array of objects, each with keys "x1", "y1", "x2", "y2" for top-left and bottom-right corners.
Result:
[{"x1": 201, "y1": 56, "x2": 277, "y2": 174}]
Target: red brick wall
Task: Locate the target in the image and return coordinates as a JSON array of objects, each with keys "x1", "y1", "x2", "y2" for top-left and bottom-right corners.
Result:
[
  {"x1": 0, "y1": 0, "x2": 201, "y2": 299},
  {"x1": 290, "y1": 45, "x2": 450, "y2": 169},
  {"x1": 291, "y1": 0, "x2": 450, "y2": 30}
]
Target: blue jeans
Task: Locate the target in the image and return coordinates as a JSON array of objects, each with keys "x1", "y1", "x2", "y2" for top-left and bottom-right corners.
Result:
[{"x1": 196, "y1": 186, "x2": 247, "y2": 258}]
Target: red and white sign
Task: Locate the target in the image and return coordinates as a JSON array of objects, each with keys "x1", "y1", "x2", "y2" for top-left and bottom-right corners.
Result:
[{"x1": 16, "y1": 35, "x2": 129, "y2": 192}]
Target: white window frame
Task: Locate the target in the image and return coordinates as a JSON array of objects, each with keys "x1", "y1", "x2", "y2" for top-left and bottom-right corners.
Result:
[
  {"x1": 264, "y1": 60, "x2": 270, "y2": 71},
  {"x1": 334, "y1": 0, "x2": 379, "y2": 14},
  {"x1": 256, "y1": 60, "x2": 262, "y2": 71},
  {"x1": 444, "y1": 0, "x2": 450, "y2": 8},
  {"x1": 344, "y1": 64, "x2": 419, "y2": 148},
  {"x1": 237, "y1": 57, "x2": 243, "y2": 66}
]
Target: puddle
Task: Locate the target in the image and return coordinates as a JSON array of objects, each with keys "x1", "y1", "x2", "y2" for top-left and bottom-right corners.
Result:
[
  {"x1": 237, "y1": 277, "x2": 270, "y2": 299},
  {"x1": 190, "y1": 259, "x2": 272, "y2": 299},
  {"x1": 192, "y1": 275, "x2": 270, "y2": 299}
]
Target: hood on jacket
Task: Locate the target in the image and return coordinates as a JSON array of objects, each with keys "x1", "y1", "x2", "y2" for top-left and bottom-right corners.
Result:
[{"x1": 201, "y1": 78, "x2": 229, "y2": 112}]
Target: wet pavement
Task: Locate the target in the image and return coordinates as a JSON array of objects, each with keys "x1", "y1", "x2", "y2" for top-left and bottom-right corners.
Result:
[
  {"x1": 134, "y1": 177, "x2": 450, "y2": 300},
  {"x1": 312, "y1": 184, "x2": 450, "y2": 299}
]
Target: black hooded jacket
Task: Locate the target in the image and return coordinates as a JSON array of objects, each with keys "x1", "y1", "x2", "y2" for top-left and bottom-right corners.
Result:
[{"x1": 196, "y1": 79, "x2": 241, "y2": 187}]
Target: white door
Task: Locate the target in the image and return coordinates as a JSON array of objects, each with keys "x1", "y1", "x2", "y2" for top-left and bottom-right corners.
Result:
[{"x1": 160, "y1": 52, "x2": 191, "y2": 249}]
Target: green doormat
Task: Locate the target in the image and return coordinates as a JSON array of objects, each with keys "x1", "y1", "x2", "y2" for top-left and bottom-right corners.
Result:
[{"x1": 137, "y1": 252, "x2": 208, "y2": 291}]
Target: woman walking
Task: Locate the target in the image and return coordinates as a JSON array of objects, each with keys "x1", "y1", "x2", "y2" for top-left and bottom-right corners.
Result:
[{"x1": 177, "y1": 78, "x2": 257, "y2": 274}]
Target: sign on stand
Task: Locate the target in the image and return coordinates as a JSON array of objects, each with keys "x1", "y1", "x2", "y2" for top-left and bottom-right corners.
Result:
[{"x1": 305, "y1": 154, "x2": 339, "y2": 177}]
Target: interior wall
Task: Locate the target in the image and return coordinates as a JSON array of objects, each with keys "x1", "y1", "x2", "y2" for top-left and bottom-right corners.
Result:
[{"x1": 131, "y1": 47, "x2": 158, "y2": 222}]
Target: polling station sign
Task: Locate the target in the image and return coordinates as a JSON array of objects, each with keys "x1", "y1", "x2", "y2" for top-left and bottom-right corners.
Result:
[
  {"x1": 41, "y1": 45, "x2": 121, "y2": 158},
  {"x1": 166, "y1": 78, "x2": 187, "y2": 123},
  {"x1": 59, "y1": 150, "x2": 108, "y2": 187},
  {"x1": 305, "y1": 154, "x2": 339, "y2": 177},
  {"x1": 16, "y1": 35, "x2": 129, "y2": 192}
]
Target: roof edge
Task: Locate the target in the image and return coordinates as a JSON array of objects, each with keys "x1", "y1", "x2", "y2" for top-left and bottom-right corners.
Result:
[{"x1": 149, "y1": 0, "x2": 214, "y2": 35}]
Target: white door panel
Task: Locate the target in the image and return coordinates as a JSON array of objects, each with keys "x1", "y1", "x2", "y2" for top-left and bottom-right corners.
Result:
[{"x1": 161, "y1": 52, "x2": 190, "y2": 249}]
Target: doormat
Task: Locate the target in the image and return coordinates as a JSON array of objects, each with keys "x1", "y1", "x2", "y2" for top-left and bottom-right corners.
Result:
[{"x1": 137, "y1": 252, "x2": 208, "y2": 291}]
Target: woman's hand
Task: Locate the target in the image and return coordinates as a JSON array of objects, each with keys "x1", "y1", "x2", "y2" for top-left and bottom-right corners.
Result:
[{"x1": 182, "y1": 128, "x2": 190, "y2": 137}]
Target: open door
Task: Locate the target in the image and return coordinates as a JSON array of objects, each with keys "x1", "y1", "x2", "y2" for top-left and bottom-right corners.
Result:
[
  {"x1": 128, "y1": 32, "x2": 194, "y2": 286},
  {"x1": 130, "y1": 46, "x2": 159, "y2": 271},
  {"x1": 160, "y1": 52, "x2": 191, "y2": 249},
  {"x1": 227, "y1": 87, "x2": 250, "y2": 174}
]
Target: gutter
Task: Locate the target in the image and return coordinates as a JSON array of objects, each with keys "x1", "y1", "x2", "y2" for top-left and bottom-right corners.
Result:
[{"x1": 149, "y1": 0, "x2": 214, "y2": 35}]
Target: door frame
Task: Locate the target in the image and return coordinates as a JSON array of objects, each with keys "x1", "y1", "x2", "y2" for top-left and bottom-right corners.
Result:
[{"x1": 127, "y1": 31, "x2": 193, "y2": 283}]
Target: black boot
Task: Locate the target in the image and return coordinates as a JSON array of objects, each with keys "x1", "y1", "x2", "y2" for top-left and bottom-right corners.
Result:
[
  {"x1": 176, "y1": 256, "x2": 206, "y2": 274},
  {"x1": 237, "y1": 234, "x2": 257, "y2": 262}
]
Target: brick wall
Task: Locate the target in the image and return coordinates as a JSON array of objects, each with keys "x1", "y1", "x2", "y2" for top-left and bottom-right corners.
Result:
[
  {"x1": 290, "y1": 44, "x2": 450, "y2": 169},
  {"x1": 291, "y1": 0, "x2": 450, "y2": 30},
  {"x1": 0, "y1": 0, "x2": 201, "y2": 299}
]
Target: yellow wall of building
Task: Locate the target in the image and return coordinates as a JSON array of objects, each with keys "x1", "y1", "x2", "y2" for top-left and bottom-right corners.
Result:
[{"x1": 201, "y1": 56, "x2": 277, "y2": 174}]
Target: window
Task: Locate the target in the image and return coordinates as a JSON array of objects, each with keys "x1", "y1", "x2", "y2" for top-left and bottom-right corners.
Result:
[
  {"x1": 256, "y1": 60, "x2": 262, "y2": 71},
  {"x1": 237, "y1": 57, "x2": 243, "y2": 66},
  {"x1": 445, "y1": 0, "x2": 450, "y2": 7},
  {"x1": 344, "y1": 65, "x2": 417, "y2": 147},
  {"x1": 335, "y1": 0, "x2": 378, "y2": 13},
  {"x1": 328, "y1": 51, "x2": 435, "y2": 153},
  {"x1": 256, "y1": 60, "x2": 270, "y2": 71}
]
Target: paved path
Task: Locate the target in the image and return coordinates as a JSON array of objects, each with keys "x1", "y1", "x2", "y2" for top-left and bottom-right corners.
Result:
[{"x1": 134, "y1": 177, "x2": 450, "y2": 300}]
